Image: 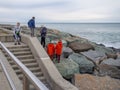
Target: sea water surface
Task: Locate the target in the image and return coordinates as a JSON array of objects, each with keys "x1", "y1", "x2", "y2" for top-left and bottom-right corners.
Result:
[
  {"x1": 39, "y1": 23, "x2": 120, "y2": 48},
  {"x1": 1, "y1": 22, "x2": 120, "y2": 48}
]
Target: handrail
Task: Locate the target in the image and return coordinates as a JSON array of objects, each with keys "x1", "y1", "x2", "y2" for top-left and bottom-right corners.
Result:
[
  {"x1": 0, "y1": 42, "x2": 49, "y2": 90},
  {"x1": 0, "y1": 59, "x2": 17, "y2": 90}
]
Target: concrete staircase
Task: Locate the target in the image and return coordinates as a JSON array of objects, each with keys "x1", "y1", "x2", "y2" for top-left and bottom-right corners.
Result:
[{"x1": 3, "y1": 43, "x2": 51, "y2": 89}]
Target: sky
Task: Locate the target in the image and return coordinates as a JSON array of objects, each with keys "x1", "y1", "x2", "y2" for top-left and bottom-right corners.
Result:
[{"x1": 0, "y1": 0, "x2": 120, "y2": 23}]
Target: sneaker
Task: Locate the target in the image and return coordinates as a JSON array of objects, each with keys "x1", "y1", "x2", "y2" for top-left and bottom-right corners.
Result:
[
  {"x1": 14, "y1": 43, "x2": 17, "y2": 45},
  {"x1": 18, "y1": 42, "x2": 21, "y2": 45}
]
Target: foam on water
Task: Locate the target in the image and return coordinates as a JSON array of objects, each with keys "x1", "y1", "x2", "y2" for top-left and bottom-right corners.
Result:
[{"x1": 41, "y1": 23, "x2": 120, "y2": 48}]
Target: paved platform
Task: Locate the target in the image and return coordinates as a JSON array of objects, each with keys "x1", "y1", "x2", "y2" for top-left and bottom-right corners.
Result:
[{"x1": 3, "y1": 42, "x2": 26, "y2": 47}]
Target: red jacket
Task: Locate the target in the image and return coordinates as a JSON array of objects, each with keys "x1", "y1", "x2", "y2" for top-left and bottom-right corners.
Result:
[
  {"x1": 47, "y1": 43, "x2": 55, "y2": 56},
  {"x1": 55, "y1": 41, "x2": 63, "y2": 55}
]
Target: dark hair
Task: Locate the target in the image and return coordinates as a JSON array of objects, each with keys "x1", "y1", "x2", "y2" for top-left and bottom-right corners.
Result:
[{"x1": 32, "y1": 17, "x2": 35, "y2": 19}]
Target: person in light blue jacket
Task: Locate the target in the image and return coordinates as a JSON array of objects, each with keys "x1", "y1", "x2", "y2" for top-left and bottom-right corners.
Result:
[{"x1": 28, "y1": 17, "x2": 35, "y2": 37}]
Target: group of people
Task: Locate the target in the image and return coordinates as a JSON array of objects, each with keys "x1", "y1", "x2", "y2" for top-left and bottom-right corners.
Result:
[
  {"x1": 47, "y1": 40, "x2": 63, "y2": 63},
  {"x1": 13, "y1": 16, "x2": 63, "y2": 63}
]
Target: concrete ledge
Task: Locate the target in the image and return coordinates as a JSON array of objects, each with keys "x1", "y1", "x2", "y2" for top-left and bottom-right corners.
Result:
[
  {"x1": 0, "y1": 50, "x2": 22, "y2": 90},
  {"x1": 21, "y1": 34, "x2": 78, "y2": 90},
  {"x1": 0, "y1": 28, "x2": 14, "y2": 42}
]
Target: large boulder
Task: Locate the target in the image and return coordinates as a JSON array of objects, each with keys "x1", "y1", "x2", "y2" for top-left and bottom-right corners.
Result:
[
  {"x1": 47, "y1": 33, "x2": 60, "y2": 40},
  {"x1": 94, "y1": 45, "x2": 115, "y2": 54},
  {"x1": 98, "y1": 64, "x2": 120, "y2": 79},
  {"x1": 81, "y1": 50, "x2": 106, "y2": 61},
  {"x1": 55, "y1": 59, "x2": 79, "y2": 79},
  {"x1": 102, "y1": 58, "x2": 120, "y2": 68},
  {"x1": 69, "y1": 53, "x2": 95, "y2": 73},
  {"x1": 62, "y1": 47, "x2": 73, "y2": 58},
  {"x1": 74, "y1": 74, "x2": 120, "y2": 90},
  {"x1": 68, "y1": 42, "x2": 94, "y2": 52}
]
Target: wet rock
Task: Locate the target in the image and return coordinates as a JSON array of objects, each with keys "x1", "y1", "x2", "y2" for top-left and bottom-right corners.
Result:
[
  {"x1": 68, "y1": 42, "x2": 94, "y2": 52},
  {"x1": 98, "y1": 64, "x2": 120, "y2": 79},
  {"x1": 81, "y1": 50, "x2": 106, "y2": 60},
  {"x1": 102, "y1": 58, "x2": 120, "y2": 68},
  {"x1": 105, "y1": 53, "x2": 117, "y2": 59},
  {"x1": 47, "y1": 33, "x2": 60, "y2": 40},
  {"x1": 94, "y1": 45, "x2": 115, "y2": 54},
  {"x1": 62, "y1": 47, "x2": 73, "y2": 58},
  {"x1": 74, "y1": 74, "x2": 120, "y2": 90},
  {"x1": 69, "y1": 53, "x2": 95, "y2": 73},
  {"x1": 55, "y1": 59, "x2": 79, "y2": 79}
]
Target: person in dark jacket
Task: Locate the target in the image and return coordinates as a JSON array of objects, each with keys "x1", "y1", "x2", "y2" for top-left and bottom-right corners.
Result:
[
  {"x1": 40, "y1": 25, "x2": 47, "y2": 47},
  {"x1": 28, "y1": 17, "x2": 35, "y2": 37}
]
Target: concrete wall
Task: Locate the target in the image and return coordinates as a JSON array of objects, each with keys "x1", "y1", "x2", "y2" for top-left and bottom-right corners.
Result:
[
  {"x1": 0, "y1": 27, "x2": 14, "y2": 42},
  {"x1": 21, "y1": 34, "x2": 78, "y2": 90}
]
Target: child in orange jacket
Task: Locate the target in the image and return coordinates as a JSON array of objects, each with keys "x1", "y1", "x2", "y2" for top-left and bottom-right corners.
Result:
[
  {"x1": 47, "y1": 43, "x2": 55, "y2": 60},
  {"x1": 55, "y1": 40, "x2": 63, "y2": 63}
]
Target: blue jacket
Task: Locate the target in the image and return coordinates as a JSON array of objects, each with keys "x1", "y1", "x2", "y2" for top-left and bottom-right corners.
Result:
[{"x1": 28, "y1": 19, "x2": 35, "y2": 28}]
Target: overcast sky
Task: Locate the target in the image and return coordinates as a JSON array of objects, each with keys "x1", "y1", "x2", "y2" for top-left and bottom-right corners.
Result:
[{"x1": 0, "y1": 0, "x2": 120, "y2": 23}]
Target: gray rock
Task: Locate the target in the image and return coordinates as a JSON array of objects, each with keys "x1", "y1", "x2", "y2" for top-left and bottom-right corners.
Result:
[
  {"x1": 81, "y1": 50, "x2": 106, "y2": 60},
  {"x1": 47, "y1": 33, "x2": 60, "y2": 40},
  {"x1": 69, "y1": 53, "x2": 95, "y2": 73},
  {"x1": 62, "y1": 47, "x2": 73, "y2": 58},
  {"x1": 55, "y1": 59, "x2": 79, "y2": 79},
  {"x1": 68, "y1": 42, "x2": 94, "y2": 52},
  {"x1": 94, "y1": 45, "x2": 115, "y2": 54},
  {"x1": 102, "y1": 58, "x2": 120, "y2": 68},
  {"x1": 98, "y1": 64, "x2": 120, "y2": 79}
]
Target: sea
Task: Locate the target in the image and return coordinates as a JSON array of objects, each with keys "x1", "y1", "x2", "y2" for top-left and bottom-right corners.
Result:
[
  {"x1": 1, "y1": 22, "x2": 120, "y2": 48},
  {"x1": 38, "y1": 23, "x2": 120, "y2": 49}
]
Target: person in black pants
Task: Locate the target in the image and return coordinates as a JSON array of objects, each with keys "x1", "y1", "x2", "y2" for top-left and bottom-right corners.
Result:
[{"x1": 40, "y1": 26, "x2": 47, "y2": 47}]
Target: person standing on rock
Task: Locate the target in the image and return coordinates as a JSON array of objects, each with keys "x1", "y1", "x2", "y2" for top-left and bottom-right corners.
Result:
[
  {"x1": 47, "y1": 42, "x2": 55, "y2": 60},
  {"x1": 40, "y1": 25, "x2": 47, "y2": 47},
  {"x1": 55, "y1": 40, "x2": 63, "y2": 63},
  {"x1": 13, "y1": 22, "x2": 21, "y2": 45},
  {"x1": 28, "y1": 17, "x2": 35, "y2": 37}
]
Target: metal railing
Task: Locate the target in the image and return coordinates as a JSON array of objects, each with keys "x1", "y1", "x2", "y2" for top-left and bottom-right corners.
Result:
[
  {"x1": 0, "y1": 59, "x2": 17, "y2": 90},
  {"x1": 0, "y1": 42, "x2": 49, "y2": 90}
]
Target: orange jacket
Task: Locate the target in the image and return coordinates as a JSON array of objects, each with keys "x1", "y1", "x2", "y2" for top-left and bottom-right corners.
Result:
[
  {"x1": 47, "y1": 43, "x2": 55, "y2": 56},
  {"x1": 55, "y1": 41, "x2": 63, "y2": 55}
]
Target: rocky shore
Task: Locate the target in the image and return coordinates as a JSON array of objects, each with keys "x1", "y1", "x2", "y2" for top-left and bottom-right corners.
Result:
[{"x1": 1, "y1": 24, "x2": 120, "y2": 90}]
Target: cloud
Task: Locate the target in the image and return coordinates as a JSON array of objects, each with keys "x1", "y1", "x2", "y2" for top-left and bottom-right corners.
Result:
[{"x1": 0, "y1": 0, "x2": 120, "y2": 23}]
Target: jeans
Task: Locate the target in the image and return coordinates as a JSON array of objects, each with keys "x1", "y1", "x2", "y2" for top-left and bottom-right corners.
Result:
[{"x1": 30, "y1": 28, "x2": 34, "y2": 37}]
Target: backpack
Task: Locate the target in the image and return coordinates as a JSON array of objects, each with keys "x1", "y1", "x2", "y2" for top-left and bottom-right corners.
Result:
[
  {"x1": 28, "y1": 20, "x2": 31, "y2": 27},
  {"x1": 41, "y1": 27, "x2": 47, "y2": 37}
]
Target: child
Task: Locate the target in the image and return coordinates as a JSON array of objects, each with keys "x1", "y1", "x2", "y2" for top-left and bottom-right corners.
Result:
[
  {"x1": 13, "y1": 22, "x2": 21, "y2": 45},
  {"x1": 55, "y1": 40, "x2": 63, "y2": 63},
  {"x1": 47, "y1": 42, "x2": 55, "y2": 60}
]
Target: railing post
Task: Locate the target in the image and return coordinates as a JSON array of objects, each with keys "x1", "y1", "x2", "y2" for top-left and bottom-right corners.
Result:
[{"x1": 23, "y1": 74, "x2": 29, "y2": 90}]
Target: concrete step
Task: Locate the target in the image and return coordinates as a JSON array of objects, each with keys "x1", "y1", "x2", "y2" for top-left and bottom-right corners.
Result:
[
  {"x1": 9, "y1": 59, "x2": 36, "y2": 64},
  {"x1": 20, "y1": 59, "x2": 36, "y2": 63},
  {"x1": 12, "y1": 51, "x2": 32, "y2": 56},
  {"x1": 5, "y1": 54, "x2": 34, "y2": 60},
  {"x1": 8, "y1": 48, "x2": 30, "y2": 52},
  {"x1": 18, "y1": 74, "x2": 46, "y2": 82},
  {"x1": 15, "y1": 67, "x2": 41, "y2": 74},
  {"x1": 7, "y1": 45, "x2": 28, "y2": 49},
  {"x1": 12, "y1": 62, "x2": 39, "y2": 69},
  {"x1": 16, "y1": 70, "x2": 43, "y2": 77},
  {"x1": 16, "y1": 55, "x2": 34, "y2": 59}
]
